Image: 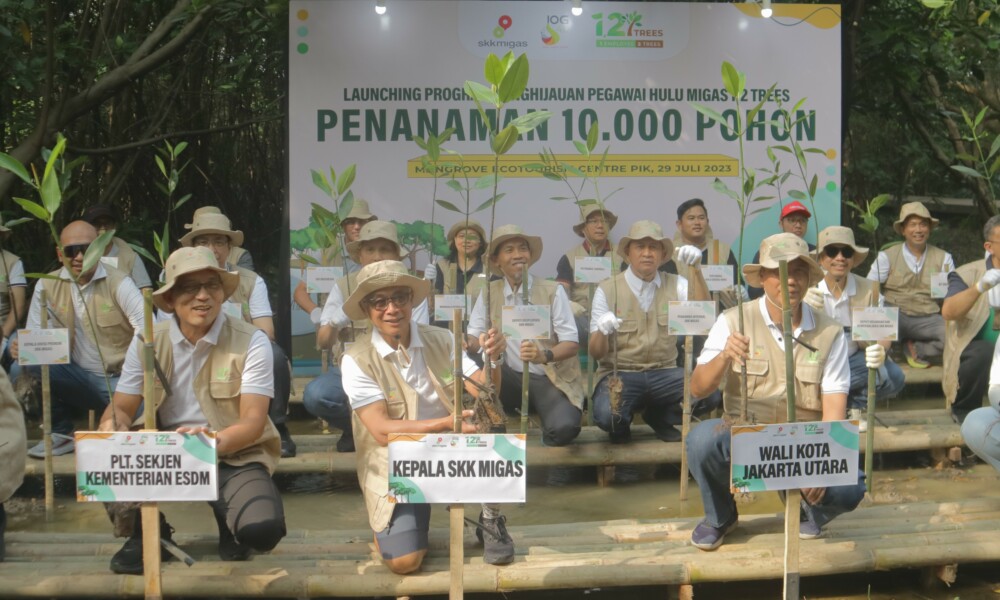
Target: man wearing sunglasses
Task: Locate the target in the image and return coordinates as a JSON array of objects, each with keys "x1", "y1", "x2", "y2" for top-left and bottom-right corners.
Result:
[
  {"x1": 803, "y1": 226, "x2": 905, "y2": 431},
  {"x1": 13, "y1": 221, "x2": 145, "y2": 458}
]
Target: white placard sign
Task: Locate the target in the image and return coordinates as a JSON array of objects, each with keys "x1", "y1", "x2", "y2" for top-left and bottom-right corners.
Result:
[
  {"x1": 306, "y1": 266, "x2": 344, "y2": 293},
  {"x1": 388, "y1": 433, "x2": 526, "y2": 503},
  {"x1": 574, "y1": 256, "x2": 613, "y2": 284},
  {"x1": 75, "y1": 431, "x2": 218, "y2": 502},
  {"x1": 502, "y1": 304, "x2": 551, "y2": 340},
  {"x1": 667, "y1": 301, "x2": 716, "y2": 336},
  {"x1": 930, "y1": 271, "x2": 949, "y2": 299},
  {"x1": 17, "y1": 328, "x2": 71, "y2": 365},
  {"x1": 434, "y1": 294, "x2": 469, "y2": 321},
  {"x1": 730, "y1": 421, "x2": 859, "y2": 493},
  {"x1": 702, "y1": 264, "x2": 735, "y2": 292},
  {"x1": 851, "y1": 307, "x2": 899, "y2": 342}
]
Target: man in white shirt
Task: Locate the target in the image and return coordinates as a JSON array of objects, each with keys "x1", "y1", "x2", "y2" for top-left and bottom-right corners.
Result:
[
  {"x1": 0, "y1": 224, "x2": 27, "y2": 367},
  {"x1": 12, "y1": 221, "x2": 144, "y2": 457},
  {"x1": 468, "y1": 224, "x2": 583, "y2": 446},
  {"x1": 687, "y1": 233, "x2": 864, "y2": 550},
  {"x1": 867, "y1": 202, "x2": 954, "y2": 368},
  {"x1": 99, "y1": 246, "x2": 285, "y2": 575}
]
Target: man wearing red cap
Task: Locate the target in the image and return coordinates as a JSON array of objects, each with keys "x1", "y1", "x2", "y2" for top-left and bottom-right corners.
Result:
[{"x1": 747, "y1": 201, "x2": 815, "y2": 300}]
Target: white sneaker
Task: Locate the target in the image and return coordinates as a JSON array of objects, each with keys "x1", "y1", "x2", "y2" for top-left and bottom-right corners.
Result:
[{"x1": 848, "y1": 408, "x2": 867, "y2": 433}]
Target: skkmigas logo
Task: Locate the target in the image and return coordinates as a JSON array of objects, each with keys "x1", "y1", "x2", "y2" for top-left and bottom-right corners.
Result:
[
  {"x1": 480, "y1": 14, "x2": 527, "y2": 50},
  {"x1": 591, "y1": 10, "x2": 664, "y2": 49}
]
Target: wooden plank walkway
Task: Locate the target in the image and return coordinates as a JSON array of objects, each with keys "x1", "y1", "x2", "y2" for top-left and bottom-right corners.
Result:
[
  {"x1": 0, "y1": 497, "x2": 994, "y2": 598},
  {"x1": 24, "y1": 409, "x2": 962, "y2": 477}
]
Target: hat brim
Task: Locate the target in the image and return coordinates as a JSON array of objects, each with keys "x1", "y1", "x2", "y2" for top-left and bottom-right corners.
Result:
[
  {"x1": 152, "y1": 267, "x2": 240, "y2": 312},
  {"x1": 572, "y1": 208, "x2": 619, "y2": 237},
  {"x1": 742, "y1": 255, "x2": 824, "y2": 288},
  {"x1": 346, "y1": 238, "x2": 408, "y2": 264},
  {"x1": 616, "y1": 236, "x2": 674, "y2": 265},
  {"x1": 893, "y1": 216, "x2": 939, "y2": 235},
  {"x1": 487, "y1": 234, "x2": 543, "y2": 276},
  {"x1": 447, "y1": 221, "x2": 487, "y2": 246},
  {"x1": 180, "y1": 228, "x2": 245, "y2": 248},
  {"x1": 342, "y1": 272, "x2": 430, "y2": 321}
]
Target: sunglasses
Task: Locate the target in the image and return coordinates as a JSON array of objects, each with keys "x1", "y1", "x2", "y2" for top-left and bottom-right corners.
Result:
[
  {"x1": 365, "y1": 290, "x2": 413, "y2": 312},
  {"x1": 823, "y1": 246, "x2": 855, "y2": 259},
  {"x1": 63, "y1": 244, "x2": 90, "y2": 258}
]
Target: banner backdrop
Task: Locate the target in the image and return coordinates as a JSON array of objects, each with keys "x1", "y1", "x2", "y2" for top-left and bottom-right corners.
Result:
[{"x1": 288, "y1": 1, "x2": 842, "y2": 369}]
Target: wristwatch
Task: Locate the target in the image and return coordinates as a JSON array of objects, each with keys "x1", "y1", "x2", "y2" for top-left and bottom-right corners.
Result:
[{"x1": 543, "y1": 349, "x2": 555, "y2": 364}]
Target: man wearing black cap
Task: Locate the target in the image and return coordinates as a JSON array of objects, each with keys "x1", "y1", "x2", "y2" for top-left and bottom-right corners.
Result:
[{"x1": 82, "y1": 204, "x2": 153, "y2": 290}]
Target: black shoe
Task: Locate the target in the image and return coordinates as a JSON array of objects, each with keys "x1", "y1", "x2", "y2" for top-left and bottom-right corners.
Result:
[
  {"x1": 475, "y1": 512, "x2": 515, "y2": 565},
  {"x1": 608, "y1": 427, "x2": 632, "y2": 444},
  {"x1": 109, "y1": 516, "x2": 174, "y2": 575},
  {"x1": 336, "y1": 431, "x2": 355, "y2": 453},
  {"x1": 276, "y1": 423, "x2": 297, "y2": 458},
  {"x1": 218, "y1": 526, "x2": 252, "y2": 561},
  {"x1": 653, "y1": 425, "x2": 682, "y2": 443}
]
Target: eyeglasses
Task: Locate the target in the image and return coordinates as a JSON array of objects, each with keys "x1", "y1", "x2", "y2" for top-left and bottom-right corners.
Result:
[
  {"x1": 586, "y1": 217, "x2": 608, "y2": 225},
  {"x1": 365, "y1": 290, "x2": 413, "y2": 312},
  {"x1": 63, "y1": 244, "x2": 90, "y2": 258},
  {"x1": 194, "y1": 237, "x2": 230, "y2": 249},
  {"x1": 823, "y1": 246, "x2": 855, "y2": 259},
  {"x1": 175, "y1": 280, "x2": 224, "y2": 296}
]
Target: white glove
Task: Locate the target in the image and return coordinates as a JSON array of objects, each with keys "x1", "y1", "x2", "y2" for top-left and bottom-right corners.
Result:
[
  {"x1": 596, "y1": 312, "x2": 623, "y2": 335},
  {"x1": 803, "y1": 287, "x2": 826, "y2": 313},
  {"x1": 424, "y1": 262, "x2": 437, "y2": 281},
  {"x1": 676, "y1": 245, "x2": 702, "y2": 266},
  {"x1": 865, "y1": 344, "x2": 886, "y2": 370},
  {"x1": 309, "y1": 307, "x2": 322, "y2": 325},
  {"x1": 977, "y1": 269, "x2": 1000, "y2": 293}
]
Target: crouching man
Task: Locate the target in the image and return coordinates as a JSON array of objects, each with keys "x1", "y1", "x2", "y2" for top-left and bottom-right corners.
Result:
[
  {"x1": 99, "y1": 247, "x2": 286, "y2": 574},
  {"x1": 340, "y1": 260, "x2": 513, "y2": 572},
  {"x1": 686, "y1": 233, "x2": 865, "y2": 550}
]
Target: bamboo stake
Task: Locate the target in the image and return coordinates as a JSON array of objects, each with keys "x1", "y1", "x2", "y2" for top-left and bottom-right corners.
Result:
[
  {"x1": 140, "y1": 289, "x2": 162, "y2": 600},
  {"x1": 450, "y1": 308, "x2": 464, "y2": 600},
  {"x1": 585, "y1": 283, "x2": 596, "y2": 427},
  {"x1": 679, "y1": 336, "x2": 693, "y2": 501},
  {"x1": 777, "y1": 259, "x2": 799, "y2": 600},
  {"x1": 520, "y1": 268, "x2": 530, "y2": 435},
  {"x1": 865, "y1": 282, "x2": 880, "y2": 492},
  {"x1": 39, "y1": 289, "x2": 53, "y2": 520}
]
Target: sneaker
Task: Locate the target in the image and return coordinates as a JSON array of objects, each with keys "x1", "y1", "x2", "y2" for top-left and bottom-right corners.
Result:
[
  {"x1": 653, "y1": 425, "x2": 682, "y2": 443},
  {"x1": 848, "y1": 408, "x2": 867, "y2": 433},
  {"x1": 336, "y1": 431, "x2": 355, "y2": 453},
  {"x1": 904, "y1": 341, "x2": 930, "y2": 369},
  {"x1": 799, "y1": 517, "x2": 823, "y2": 540},
  {"x1": 109, "y1": 518, "x2": 174, "y2": 575},
  {"x1": 275, "y1": 423, "x2": 297, "y2": 458},
  {"x1": 476, "y1": 512, "x2": 515, "y2": 565},
  {"x1": 27, "y1": 435, "x2": 74, "y2": 459},
  {"x1": 218, "y1": 526, "x2": 252, "y2": 561},
  {"x1": 690, "y1": 515, "x2": 738, "y2": 551}
]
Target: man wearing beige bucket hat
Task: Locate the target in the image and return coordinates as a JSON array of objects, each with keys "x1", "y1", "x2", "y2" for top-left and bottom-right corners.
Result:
[
  {"x1": 185, "y1": 206, "x2": 256, "y2": 271},
  {"x1": 588, "y1": 220, "x2": 718, "y2": 444},
  {"x1": 555, "y1": 203, "x2": 623, "y2": 340},
  {"x1": 177, "y1": 210, "x2": 297, "y2": 458},
  {"x1": 467, "y1": 224, "x2": 584, "y2": 446},
  {"x1": 305, "y1": 220, "x2": 427, "y2": 452},
  {"x1": 804, "y1": 226, "x2": 904, "y2": 431},
  {"x1": 866, "y1": 201, "x2": 954, "y2": 368},
  {"x1": 687, "y1": 233, "x2": 862, "y2": 550},
  {"x1": 339, "y1": 260, "x2": 513, "y2": 571},
  {"x1": 98, "y1": 246, "x2": 286, "y2": 575}
]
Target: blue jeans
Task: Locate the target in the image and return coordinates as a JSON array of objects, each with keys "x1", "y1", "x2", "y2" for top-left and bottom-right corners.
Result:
[
  {"x1": 592, "y1": 368, "x2": 721, "y2": 438},
  {"x1": 302, "y1": 366, "x2": 352, "y2": 433},
  {"x1": 687, "y1": 417, "x2": 866, "y2": 528},
  {"x1": 848, "y1": 350, "x2": 906, "y2": 410},
  {"x1": 961, "y1": 385, "x2": 1000, "y2": 472},
  {"x1": 10, "y1": 362, "x2": 117, "y2": 435}
]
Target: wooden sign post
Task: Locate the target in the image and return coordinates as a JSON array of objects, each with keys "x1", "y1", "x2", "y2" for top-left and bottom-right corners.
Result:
[
  {"x1": 450, "y1": 308, "x2": 464, "y2": 600},
  {"x1": 778, "y1": 259, "x2": 799, "y2": 600},
  {"x1": 140, "y1": 289, "x2": 162, "y2": 600},
  {"x1": 39, "y1": 289, "x2": 54, "y2": 520}
]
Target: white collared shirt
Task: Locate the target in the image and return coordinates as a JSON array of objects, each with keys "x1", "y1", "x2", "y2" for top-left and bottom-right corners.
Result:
[
  {"x1": 467, "y1": 273, "x2": 579, "y2": 376},
  {"x1": 116, "y1": 314, "x2": 274, "y2": 430},
  {"x1": 341, "y1": 322, "x2": 480, "y2": 418},
  {"x1": 697, "y1": 298, "x2": 850, "y2": 395},
  {"x1": 589, "y1": 267, "x2": 689, "y2": 333},
  {"x1": 867, "y1": 245, "x2": 954, "y2": 283},
  {"x1": 816, "y1": 274, "x2": 884, "y2": 355}
]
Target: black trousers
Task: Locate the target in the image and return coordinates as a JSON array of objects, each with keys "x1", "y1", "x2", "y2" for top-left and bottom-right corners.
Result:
[
  {"x1": 953, "y1": 339, "x2": 994, "y2": 424},
  {"x1": 498, "y1": 364, "x2": 581, "y2": 446}
]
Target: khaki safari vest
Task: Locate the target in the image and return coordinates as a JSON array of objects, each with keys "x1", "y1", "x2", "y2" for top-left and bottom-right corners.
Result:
[
  {"x1": 722, "y1": 302, "x2": 843, "y2": 423},
  {"x1": 0, "y1": 250, "x2": 21, "y2": 323},
  {"x1": 145, "y1": 315, "x2": 280, "y2": 473},
  {"x1": 563, "y1": 242, "x2": 620, "y2": 311},
  {"x1": 224, "y1": 266, "x2": 260, "y2": 324},
  {"x1": 349, "y1": 324, "x2": 457, "y2": 532},
  {"x1": 0, "y1": 365, "x2": 24, "y2": 502},
  {"x1": 435, "y1": 257, "x2": 488, "y2": 300},
  {"x1": 486, "y1": 278, "x2": 585, "y2": 409},
  {"x1": 595, "y1": 271, "x2": 679, "y2": 383},
  {"x1": 335, "y1": 272, "x2": 370, "y2": 343},
  {"x1": 45, "y1": 265, "x2": 134, "y2": 373},
  {"x1": 943, "y1": 260, "x2": 991, "y2": 406},
  {"x1": 110, "y1": 238, "x2": 138, "y2": 280},
  {"x1": 883, "y1": 244, "x2": 946, "y2": 316}
]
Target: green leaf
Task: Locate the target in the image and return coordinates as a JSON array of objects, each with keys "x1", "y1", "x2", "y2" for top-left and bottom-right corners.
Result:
[
  {"x1": 311, "y1": 169, "x2": 333, "y2": 197},
  {"x1": 573, "y1": 140, "x2": 588, "y2": 156},
  {"x1": 869, "y1": 193, "x2": 891, "y2": 213},
  {"x1": 474, "y1": 174, "x2": 497, "y2": 189},
  {"x1": 562, "y1": 163, "x2": 585, "y2": 177},
  {"x1": 413, "y1": 136, "x2": 428, "y2": 150},
  {"x1": 771, "y1": 145, "x2": 793, "y2": 154},
  {"x1": 464, "y1": 80, "x2": 499, "y2": 108},
  {"x1": 446, "y1": 179, "x2": 464, "y2": 192},
  {"x1": 298, "y1": 253, "x2": 320, "y2": 265},
  {"x1": 974, "y1": 106, "x2": 988, "y2": 128},
  {"x1": 81, "y1": 229, "x2": 115, "y2": 276},
  {"x1": 311, "y1": 202, "x2": 338, "y2": 224},
  {"x1": 474, "y1": 193, "x2": 505, "y2": 213},
  {"x1": 690, "y1": 102, "x2": 727, "y2": 128},
  {"x1": 497, "y1": 54, "x2": 529, "y2": 104},
  {"x1": 803, "y1": 148, "x2": 827, "y2": 155},
  {"x1": 586, "y1": 121, "x2": 599, "y2": 153},
  {"x1": 173, "y1": 141, "x2": 188, "y2": 157},
  {"x1": 154, "y1": 155, "x2": 167, "y2": 178},
  {"x1": 41, "y1": 134, "x2": 66, "y2": 189},
  {"x1": 989, "y1": 155, "x2": 1000, "y2": 177},
  {"x1": 506, "y1": 110, "x2": 552, "y2": 134},
  {"x1": 39, "y1": 165, "x2": 62, "y2": 217},
  {"x1": 978, "y1": 9, "x2": 991, "y2": 25},
  {"x1": 988, "y1": 136, "x2": 1000, "y2": 160},
  {"x1": 721, "y1": 61, "x2": 743, "y2": 99},
  {"x1": 788, "y1": 189, "x2": 807, "y2": 200},
  {"x1": 951, "y1": 164, "x2": 984, "y2": 179},
  {"x1": 174, "y1": 193, "x2": 192, "y2": 210},
  {"x1": 808, "y1": 174, "x2": 818, "y2": 198},
  {"x1": 712, "y1": 179, "x2": 740, "y2": 202},
  {"x1": 25, "y1": 273, "x2": 63, "y2": 281},
  {"x1": 336, "y1": 164, "x2": 356, "y2": 196},
  {"x1": 484, "y1": 53, "x2": 504, "y2": 87},
  {"x1": 337, "y1": 191, "x2": 356, "y2": 220},
  {"x1": 0, "y1": 153, "x2": 33, "y2": 186},
  {"x1": 2, "y1": 217, "x2": 31, "y2": 228},
  {"x1": 491, "y1": 124, "x2": 519, "y2": 155},
  {"x1": 13, "y1": 197, "x2": 49, "y2": 221},
  {"x1": 128, "y1": 243, "x2": 160, "y2": 266},
  {"x1": 435, "y1": 199, "x2": 461, "y2": 212}
]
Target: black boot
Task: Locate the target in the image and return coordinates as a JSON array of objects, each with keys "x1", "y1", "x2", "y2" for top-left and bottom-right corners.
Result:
[
  {"x1": 214, "y1": 511, "x2": 252, "y2": 561},
  {"x1": 0, "y1": 503, "x2": 7, "y2": 562},
  {"x1": 109, "y1": 512, "x2": 174, "y2": 575},
  {"x1": 275, "y1": 423, "x2": 297, "y2": 458},
  {"x1": 335, "y1": 429, "x2": 355, "y2": 453}
]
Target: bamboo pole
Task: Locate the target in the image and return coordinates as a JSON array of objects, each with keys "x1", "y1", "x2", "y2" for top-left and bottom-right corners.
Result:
[
  {"x1": 679, "y1": 336, "x2": 693, "y2": 501},
  {"x1": 39, "y1": 289, "x2": 53, "y2": 520},
  {"x1": 140, "y1": 289, "x2": 162, "y2": 600},
  {"x1": 777, "y1": 259, "x2": 799, "y2": 600},
  {"x1": 865, "y1": 282, "x2": 880, "y2": 492},
  {"x1": 520, "y1": 268, "x2": 530, "y2": 435},
  {"x1": 450, "y1": 308, "x2": 464, "y2": 600},
  {"x1": 585, "y1": 283, "x2": 596, "y2": 427}
]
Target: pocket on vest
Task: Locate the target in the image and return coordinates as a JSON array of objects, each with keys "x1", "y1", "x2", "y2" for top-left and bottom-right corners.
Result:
[
  {"x1": 732, "y1": 358, "x2": 769, "y2": 396},
  {"x1": 209, "y1": 378, "x2": 242, "y2": 399},
  {"x1": 794, "y1": 364, "x2": 823, "y2": 412},
  {"x1": 96, "y1": 307, "x2": 124, "y2": 327},
  {"x1": 385, "y1": 396, "x2": 406, "y2": 419}
]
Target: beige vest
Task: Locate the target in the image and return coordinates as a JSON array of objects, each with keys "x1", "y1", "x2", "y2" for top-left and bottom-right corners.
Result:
[
  {"x1": 349, "y1": 324, "x2": 457, "y2": 531},
  {"x1": 844, "y1": 274, "x2": 880, "y2": 351},
  {"x1": 45, "y1": 266, "x2": 134, "y2": 373},
  {"x1": 883, "y1": 244, "x2": 945, "y2": 316},
  {"x1": 563, "y1": 242, "x2": 620, "y2": 310},
  {"x1": 0, "y1": 250, "x2": 21, "y2": 323},
  {"x1": 672, "y1": 231, "x2": 739, "y2": 310},
  {"x1": 943, "y1": 260, "x2": 991, "y2": 405},
  {"x1": 228, "y1": 246, "x2": 248, "y2": 267},
  {"x1": 110, "y1": 237, "x2": 138, "y2": 280},
  {"x1": 335, "y1": 272, "x2": 370, "y2": 343},
  {"x1": 223, "y1": 266, "x2": 259, "y2": 324},
  {"x1": 146, "y1": 316, "x2": 280, "y2": 473},
  {"x1": 487, "y1": 278, "x2": 585, "y2": 409},
  {"x1": 435, "y1": 257, "x2": 488, "y2": 300},
  {"x1": 722, "y1": 302, "x2": 843, "y2": 423},
  {"x1": 0, "y1": 365, "x2": 25, "y2": 501},
  {"x1": 596, "y1": 271, "x2": 679, "y2": 382}
]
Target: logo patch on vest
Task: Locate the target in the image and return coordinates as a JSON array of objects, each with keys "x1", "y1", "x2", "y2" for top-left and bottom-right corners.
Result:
[
  {"x1": 101, "y1": 302, "x2": 114, "y2": 313},
  {"x1": 807, "y1": 350, "x2": 820, "y2": 363},
  {"x1": 214, "y1": 367, "x2": 230, "y2": 380}
]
